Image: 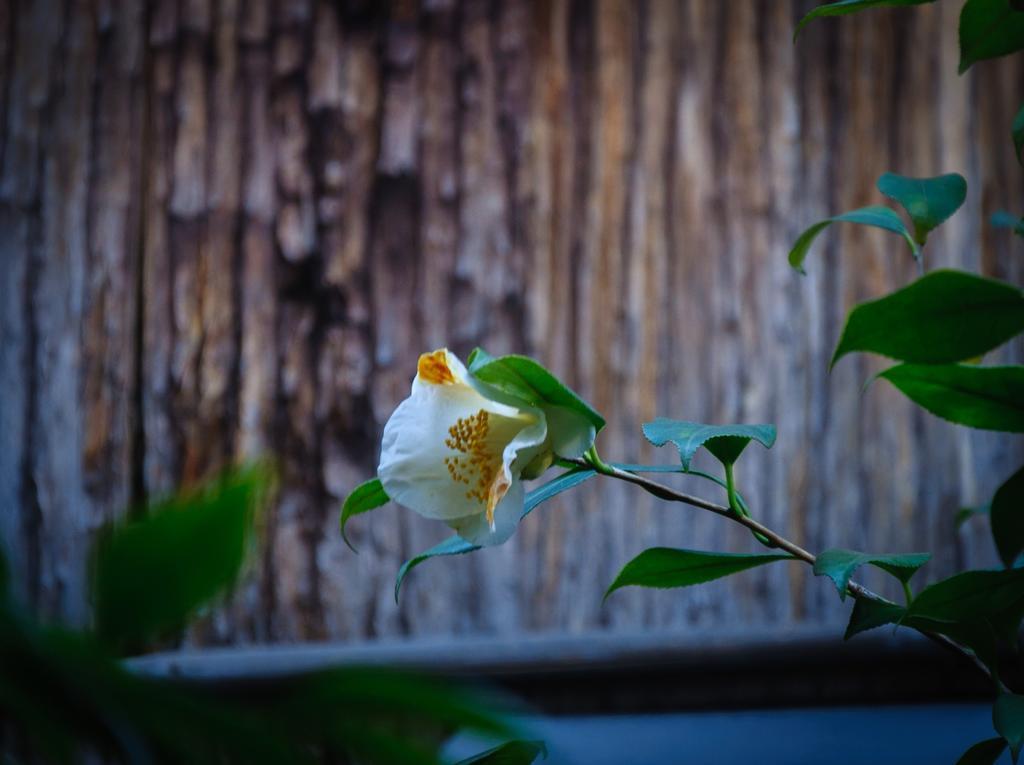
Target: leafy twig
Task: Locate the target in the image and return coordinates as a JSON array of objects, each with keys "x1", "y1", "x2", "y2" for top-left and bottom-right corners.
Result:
[{"x1": 572, "y1": 457, "x2": 999, "y2": 686}]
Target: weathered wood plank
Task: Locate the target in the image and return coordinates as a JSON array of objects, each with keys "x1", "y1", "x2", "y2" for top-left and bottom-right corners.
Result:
[{"x1": 0, "y1": 0, "x2": 1021, "y2": 643}]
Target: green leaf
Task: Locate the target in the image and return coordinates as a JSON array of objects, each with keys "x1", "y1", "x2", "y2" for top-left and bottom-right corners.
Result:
[
  {"x1": 876, "y1": 173, "x2": 967, "y2": 244},
  {"x1": 1015, "y1": 104, "x2": 1024, "y2": 165},
  {"x1": 831, "y1": 270, "x2": 1024, "y2": 366},
  {"x1": 467, "y1": 349, "x2": 605, "y2": 433},
  {"x1": 878, "y1": 364, "x2": 1024, "y2": 432},
  {"x1": 455, "y1": 741, "x2": 547, "y2": 765},
  {"x1": 641, "y1": 420, "x2": 777, "y2": 470},
  {"x1": 814, "y1": 548, "x2": 930, "y2": 601},
  {"x1": 793, "y1": 0, "x2": 936, "y2": 40},
  {"x1": 605, "y1": 548, "x2": 796, "y2": 598},
  {"x1": 957, "y1": 504, "x2": 991, "y2": 529},
  {"x1": 956, "y1": 737, "x2": 1008, "y2": 765},
  {"x1": 959, "y1": 0, "x2": 1024, "y2": 73},
  {"x1": 844, "y1": 597, "x2": 906, "y2": 640},
  {"x1": 907, "y1": 568, "x2": 1024, "y2": 625},
  {"x1": 992, "y1": 211, "x2": 1024, "y2": 237},
  {"x1": 995, "y1": 694, "x2": 1024, "y2": 763},
  {"x1": 992, "y1": 466, "x2": 1024, "y2": 568},
  {"x1": 91, "y1": 465, "x2": 270, "y2": 651},
  {"x1": 394, "y1": 469, "x2": 596, "y2": 600},
  {"x1": 339, "y1": 478, "x2": 389, "y2": 553},
  {"x1": 788, "y1": 206, "x2": 917, "y2": 274}
]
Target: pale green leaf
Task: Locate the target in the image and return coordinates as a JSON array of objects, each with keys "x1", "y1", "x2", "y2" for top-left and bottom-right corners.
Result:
[
  {"x1": 992, "y1": 211, "x2": 1024, "y2": 237},
  {"x1": 641, "y1": 420, "x2": 776, "y2": 470},
  {"x1": 876, "y1": 172, "x2": 967, "y2": 244},
  {"x1": 788, "y1": 206, "x2": 917, "y2": 274},
  {"x1": 814, "y1": 548, "x2": 930, "y2": 600}
]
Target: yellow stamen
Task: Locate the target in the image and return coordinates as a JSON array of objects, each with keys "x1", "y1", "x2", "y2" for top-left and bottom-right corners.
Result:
[{"x1": 444, "y1": 408, "x2": 509, "y2": 523}]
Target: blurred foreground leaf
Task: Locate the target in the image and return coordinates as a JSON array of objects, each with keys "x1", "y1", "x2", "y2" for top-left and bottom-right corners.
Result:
[{"x1": 92, "y1": 465, "x2": 272, "y2": 651}]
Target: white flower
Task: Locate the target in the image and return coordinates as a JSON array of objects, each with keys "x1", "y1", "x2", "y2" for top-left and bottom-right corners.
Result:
[{"x1": 377, "y1": 349, "x2": 590, "y2": 546}]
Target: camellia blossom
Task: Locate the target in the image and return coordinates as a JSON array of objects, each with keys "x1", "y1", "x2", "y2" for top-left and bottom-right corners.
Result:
[{"x1": 378, "y1": 348, "x2": 592, "y2": 546}]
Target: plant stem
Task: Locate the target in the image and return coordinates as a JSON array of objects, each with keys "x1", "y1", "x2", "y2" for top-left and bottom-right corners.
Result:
[
  {"x1": 724, "y1": 462, "x2": 742, "y2": 515},
  {"x1": 902, "y1": 579, "x2": 914, "y2": 606},
  {"x1": 570, "y1": 457, "x2": 998, "y2": 685}
]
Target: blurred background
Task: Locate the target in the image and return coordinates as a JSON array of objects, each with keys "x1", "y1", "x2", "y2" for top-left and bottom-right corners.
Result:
[{"x1": 1, "y1": 0, "x2": 1022, "y2": 651}]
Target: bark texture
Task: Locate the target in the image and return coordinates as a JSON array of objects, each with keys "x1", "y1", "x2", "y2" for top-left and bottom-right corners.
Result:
[{"x1": 1, "y1": 0, "x2": 1022, "y2": 643}]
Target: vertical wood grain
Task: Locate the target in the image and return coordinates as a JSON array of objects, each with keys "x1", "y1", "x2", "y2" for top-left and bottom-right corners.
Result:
[{"x1": 0, "y1": 0, "x2": 1021, "y2": 642}]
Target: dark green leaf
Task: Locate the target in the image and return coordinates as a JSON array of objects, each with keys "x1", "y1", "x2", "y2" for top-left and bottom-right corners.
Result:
[
  {"x1": 92, "y1": 466, "x2": 270, "y2": 650},
  {"x1": 908, "y1": 568, "x2": 1024, "y2": 625},
  {"x1": 814, "y1": 548, "x2": 930, "y2": 600},
  {"x1": 956, "y1": 737, "x2": 1008, "y2": 765},
  {"x1": 467, "y1": 349, "x2": 605, "y2": 433},
  {"x1": 995, "y1": 694, "x2": 1024, "y2": 762},
  {"x1": 1015, "y1": 104, "x2": 1024, "y2": 165},
  {"x1": 844, "y1": 597, "x2": 905, "y2": 640},
  {"x1": 395, "y1": 469, "x2": 596, "y2": 600},
  {"x1": 957, "y1": 504, "x2": 991, "y2": 529},
  {"x1": 959, "y1": 0, "x2": 1024, "y2": 73},
  {"x1": 992, "y1": 211, "x2": 1024, "y2": 237},
  {"x1": 878, "y1": 364, "x2": 1024, "y2": 432},
  {"x1": 455, "y1": 741, "x2": 547, "y2": 765},
  {"x1": 339, "y1": 478, "x2": 389, "y2": 553},
  {"x1": 605, "y1": 548, "x2": 796, "y2": 598},
  {"x1": 641, "y1": 420, "x2": 777, "y2": 470},
  {"x1": 788, "y1": 206, "x2": 917, "y2": 274},
  {"x1": 793, "y1": 0, "x2": 935, "y2": 39},
  {"x1": 831, "y1": 270, "x2": 1024, "y2": 366},
  {"x1": 992, "y1": 466, "x2": 1024, "y2": 568},
  {"x1": 876, "y1": 173, "x2": 967, "y2": 244}
]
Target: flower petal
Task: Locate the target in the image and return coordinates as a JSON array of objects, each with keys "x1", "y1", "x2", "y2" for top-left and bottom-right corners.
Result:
[
  {"x1": 378, "y1": 349, "x2": 547, "y2": 525},
  {"x1": 542, "y1": 404, "x2": 597, "y2": 459},
  {"x1": 447, "y1": 479, "x2": 523, "y2": 546}
]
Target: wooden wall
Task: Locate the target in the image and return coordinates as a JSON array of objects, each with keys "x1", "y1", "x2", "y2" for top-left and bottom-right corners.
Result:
[{"x1": 1, "y1": 0, "x2": 1022, "y2": 645}]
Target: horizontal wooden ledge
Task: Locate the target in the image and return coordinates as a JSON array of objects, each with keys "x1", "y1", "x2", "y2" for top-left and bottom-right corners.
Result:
[{"x1": 126, "y1": 625, "x2": 994, "y2": 713}]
